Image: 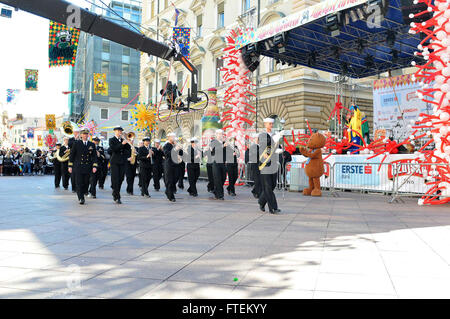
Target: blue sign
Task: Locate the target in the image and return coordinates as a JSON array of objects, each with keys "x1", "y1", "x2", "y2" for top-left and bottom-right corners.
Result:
[
  {"x1": 380, "y1": 93, "x2": 401, "y2": 107},
  {"x1": 335, "y1": 157, "x2": 381, "y2": 186}
]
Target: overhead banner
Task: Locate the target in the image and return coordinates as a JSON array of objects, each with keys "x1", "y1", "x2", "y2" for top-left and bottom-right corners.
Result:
[
  {"x1": 45, "y1": 114, "x2": 56, "y2": 131},
  {"x1": 239, "y1": 0, "x2": 368, "y2": 48},
  {"x1": 93, "y1": 73, "x2": 108, "y2": 95},
  {"x1": 373, "y1": 73, "x2": 432, "y2": 139},
  {"x1": 6, "y1": 89, "x2": 19, "y2": 103},
  {"x1": 25, "y1": 69, "x2": 38, "y2": 91},
  {"x1": 121, "y1": 84, "x2": 129, "y2": 98},
  {"x1": 27, "y1": 128, "x2": 34, "y2": 139},
  {"x1": 37, "y1": 135, "x2": 43, "y2": 147},
  {"x1": 173, "y1": 27, "x2": 191, "y2": 59},
  {"x1": 48, "y1": 21, "x2": 81, "y2": 67}
]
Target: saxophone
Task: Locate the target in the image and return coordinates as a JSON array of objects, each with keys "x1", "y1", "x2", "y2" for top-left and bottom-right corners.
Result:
[{"x1": 124, "y1": 132, "x2": 137, "y2": 165}]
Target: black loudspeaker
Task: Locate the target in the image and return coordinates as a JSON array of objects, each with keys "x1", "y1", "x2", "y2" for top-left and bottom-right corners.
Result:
[
  {"x1": 241, "y1": 45, "x2": 260, "y2": 72},
  {"x1": 400, "y1": 0, "x2": 432, "y2": 25}
]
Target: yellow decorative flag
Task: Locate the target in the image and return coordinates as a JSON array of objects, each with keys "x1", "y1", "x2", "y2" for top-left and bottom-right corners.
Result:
[
  {"x1": 93, "y1": 73, "x2": 107, "y2": 94},
  {"x1": 37, "y1": 135, "x2": 43, "y2": 147},
  {"x1": 121, "y1": 84, "x2": 129, "y2": 98},
  {"x1": 45, "y1": 114, "x2": 56, "y2": 130},
  {"x1": 100, "y1": 82, "x2": 109, "y2": 97}
]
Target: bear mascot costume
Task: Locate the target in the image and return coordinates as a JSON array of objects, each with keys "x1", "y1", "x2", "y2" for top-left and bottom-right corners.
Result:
[{"x1": 300, "y1": 132, "x2": 326, "y2": 196}]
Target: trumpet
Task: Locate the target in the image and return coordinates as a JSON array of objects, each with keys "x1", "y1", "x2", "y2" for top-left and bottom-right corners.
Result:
[{"x1": 123, "y1": 132, "x2": 137, "y2": 165}]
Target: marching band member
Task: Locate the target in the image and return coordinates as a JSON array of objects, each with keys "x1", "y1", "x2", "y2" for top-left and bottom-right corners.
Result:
[
  {"x1": 108, "y1": 126, "x2": 130, "y2": 204},
  {"x1": 137, "y1": 137, "x2": 153, "y2": 198},
  {"x1": 60, "y1": 137, "x2": 71, "y2": 190},
  {"x1": 98, "y1": 137, "x2": 108, "y2": 190},
  {"x1": 163, "y1": 133, "x2": 181, "y2": 202},
  {"x1": 186, "y1": 138, "x2": 201, "y2": 197},
  {"x1": 204, "y1": 138, "x2": 215, "y2": 194},
  {"x1": 50, "y1": 143, "x2": 62, "y2": 188},
  {"x1": 176, "y1": 137, "x2": 186, "y2": 190},
  {"x1": 211, "y1": 129, "x2": 226, "y2": 200},
  {"x1": 151, "y1": 139, "x2": 164, "y2": 191},
  {"x1": 258, "y1": 118, "x2": 282, "y2": 214},
  {"x1": 225, "y1": 137, "x2": 240, "y2": 197},
  {"x1": 68, "y1": 128, "x2": 80, "y2": 193},
  {"x1": 88, "y1": 137, "x2": 105, "y2": 199},
  {"x1": 68, "y1": 129, "x2": 98, "y2": 205},
  {"x1": 125, "y1": 133, "x2": 138, "y2": 195}
]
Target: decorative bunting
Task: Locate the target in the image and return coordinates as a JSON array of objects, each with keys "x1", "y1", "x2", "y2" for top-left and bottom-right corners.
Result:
[
  {"x1": 45, "y1": 114, "x2": 56, "y2": 131},
  {"x1": 173, "y1": 27, "x2": 190, "y2": 59},
  {"x1": 25, "y1": 69, "x2": 38, "y2": 91},
  {"x1": 93, "y1": 73, "x2": 108, "y2": 95},
  {"x1": 26, "y1": 128, "x2": 34, "y2": 139},
  {"x1": 48, "y1": 21, "x2": 80, "y2": 67}
]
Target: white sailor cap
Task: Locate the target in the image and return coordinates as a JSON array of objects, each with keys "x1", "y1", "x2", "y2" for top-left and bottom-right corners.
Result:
[
  {"x1": 215, "y1": 129, "x2": 223, "y2": 134},
  {"x1": 190, "y1": 137, "x2": 198, "y2": 143},
  {"x1": 154, "y1": 139, "x2": 161, "y2": 143},
  {"x1": 167, "y1": 132, "x2": 176, "y2": 137},
  {"x1": 263, "y1": 118, "x2": 274, "y2": 123}
]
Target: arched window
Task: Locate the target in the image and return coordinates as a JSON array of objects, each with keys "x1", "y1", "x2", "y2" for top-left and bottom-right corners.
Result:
[{"x1": 159, "y1": 129, "x2": 167, "y2": 142}]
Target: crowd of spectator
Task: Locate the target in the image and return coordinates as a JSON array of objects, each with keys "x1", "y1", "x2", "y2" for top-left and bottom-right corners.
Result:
[{"x1": 0, "y1": 148, "x2": 55, "y2": 176}]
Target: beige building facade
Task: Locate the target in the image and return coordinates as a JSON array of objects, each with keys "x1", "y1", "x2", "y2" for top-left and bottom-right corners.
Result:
[{"x1": 139, "y1": 0, "x2": 374, "y2": 142}]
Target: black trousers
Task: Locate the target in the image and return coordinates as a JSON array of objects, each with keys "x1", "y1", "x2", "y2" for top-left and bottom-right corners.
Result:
[
  {"x1": 212, "y1": 162, "x2": 226, "y2": 199},
  {"x1": 98, "y1": 163, "x2": 108, "y2": 188},
  {"x1": 177, "y1": 162, "x2": 185, "y2": 188},
  {"x1": 250, "y1": 163, "x2": 261, "y2": 197},
  {"x1": 187, "y1": 163, "x2": 200, "y2": 196},
  {"x1": 206, "y1": 163, "x2": 214, "y2": 192},
  {"x1": 226, "y1": 163, "x2": 238, "y2": 194},
  {"x1": 126, "y1": 162, "x2": 137, "y2": 194},
  {"x1": 71, "y1": 171, "x2": 76, "y2": 191},
  {"x1": 89, "y1": 170, "x2": 98, "y2": 196},
  {"x1": 111, "y1": 162, "x2": 126, "y2": 200},
  {"x1": 140, "y1": 165, "x2": 152, "y2": 196},
  {"x1": 164, "y1": 163, "x2": 176, "y2": 200},
  {"x1": 259, "y1": 172, "x2": 278, "y2": 211},
  {"x1": 152, "y1": 164, "x2": 163, "y2": 190},
  {"x1": 54, "y1": 163, "x2": 62, "y2": 187},
  {"x1": 61, "y1": 162, "x2": 70, "y2": 189},
  {"x1": 75, "y1": 171, "x2": 90, "y2": 201}
]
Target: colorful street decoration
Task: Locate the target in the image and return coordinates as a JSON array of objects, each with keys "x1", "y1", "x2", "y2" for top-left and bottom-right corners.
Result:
[
  {"x1": 201, "y1": 88, "x2": 222, "y2": 146},
  {"x1": 44, "y1": 133, "x2": 57, "y2": 148},
  {"x1": 45, "y1": 114, "x2": 56, "y2": 131},
  {"x1": 93, "y1": 73, "x2": 108, "y2": 95},
  {"x1": 6, "y1": 89, "x2": 19, "y2": 103},
  {"x1": 220, "y1": 28, "x2": 256, "y2": 158},
  {"x1": 121, "y1": 84, "x2": 129, "y2": 98},
  {"x1": 37, "y1": 135, "x2": 43, "y2": 147},
  {"x1": 26, "y1": 128, "x2": 34, "y2": 139},
  {"x1": 25, "y1": 69, "x2": 38, "y2": 91},
  {"x1": 130, "y1": 102, "x2": 158, "y2": 134},
  {"x1": 48, "y1": 21, "x2": 80, "y2": 67},
  {"x1": 173, "y1": 27, "x2": 190, "y2": 59}
]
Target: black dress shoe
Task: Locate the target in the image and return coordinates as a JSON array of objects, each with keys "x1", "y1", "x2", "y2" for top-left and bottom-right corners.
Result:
[
  {"x1": 64, "y1": 188, "x2": 68, "y2": 190},
  {"x1": 145, "y1": 194, "x2": 151, "y2": 198},
  {"x1": 227, "y1": 190, "x2": 231, "y2": 195},
  {"x1": 99, "y1": 186, "x2": 104, "y2": 189},
  {"x1": 116, "y1": 199, "x2": 122, "y2": 204},
  {"x1": 169, "y1": 198, "x2": 176, "y2": 202},
  {"x1": 269, "y1": 209, "x2": 281, "y2": 214},
  {"x1": 154, "y1": 189, "x2": 160, "y2": 192},
  {"x1": 79, "y1": 199, "x2": 85, "y2": 205},
  {"x1": 259, "y1": 205, "x2": 265, "y2": 212},
  {"x1": 252, "y1": 193, "x2": 259, "y2": 199},
  {"x1": 127, "y1": 192, "x2": 133, "y2": 195},
  {"x1": 92, "y1": 195, "x2": 96, "y2": 199},
  {"x1": 193, "y1": 194, "x2": 198, "y2": 197},
  {"x1": 218, "y1": 197, "x2": 224, "y2": 201},
  {"x1": 230, "y1": 193, "x2": 236, "y2": 197}
]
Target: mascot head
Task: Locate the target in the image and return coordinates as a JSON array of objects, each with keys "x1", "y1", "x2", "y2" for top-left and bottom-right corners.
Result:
[
  {"x1": 307, "y1": 132, "x2": 326, "y2": 150},
  {"x1": 56, "y1": 30, "x2": 72, "y2": 49}
]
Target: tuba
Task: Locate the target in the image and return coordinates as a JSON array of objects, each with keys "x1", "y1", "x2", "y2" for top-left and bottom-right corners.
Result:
[{"x1": 61, "y1": 121, "x2": 80, "y2": 138}]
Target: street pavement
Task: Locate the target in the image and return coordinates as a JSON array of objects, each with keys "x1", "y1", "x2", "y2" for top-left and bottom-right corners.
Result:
[{"x1": 0, "y1": 175, "x2": 449, "y2": 298}]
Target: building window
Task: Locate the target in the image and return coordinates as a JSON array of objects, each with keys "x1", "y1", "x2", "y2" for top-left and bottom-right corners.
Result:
[
  {"x1": 177, "y1": 71, "x2": 183, "y2": 90},
  {"x1": 268, "y1": 58, "x2": 278, "y2": 73},
  {"x1": 102, "y1": 40, "x2": 110, "y2": 53},
  {"x1": 215, "y1": 58, "x2": 223, "y2": 87},
  {"x1": 242, "y1": 0, "x2": 251, "y2": 13},
  {"x1": 196, "y1": 14, "x2": 203, "y2": 38},
  {"x1": 121, "y1": 110, "x2": 128, "y2": 121},
  {"x1": 217, "y1": 2, "x2": 225, "y2": 29},
  {"x1": 122, "y1": 63, "x2": 129, "y2": 78},
  {"x1": 100, "y1": 108, "x2": 108, "y2": 120},
  {"x1": 123, "y1": 47, "x2": 130, "y2": 56},
  {"x1": 101, "y1": 61, "x2": 109, "y2": 74},
  {"x1": 150, "y1": 0, "x2": 155, "y2": 18},
  {"x1": 148, "y1": 82, "x2": 153, "y2": 103},
  {"x1": 161, "y1": 77, "x2": 167, "y2": 91},
  {"x1": 196, "y1": 64, "x2": 202, "y2": 90}
]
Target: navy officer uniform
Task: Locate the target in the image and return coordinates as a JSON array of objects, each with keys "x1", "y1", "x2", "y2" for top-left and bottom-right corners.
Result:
[
  {"x1": 108, "y1": 126, "x2": 131, "y2": 204},
  {"x1": 68, "y1": 129, "x2": 98, "y2": 205}
]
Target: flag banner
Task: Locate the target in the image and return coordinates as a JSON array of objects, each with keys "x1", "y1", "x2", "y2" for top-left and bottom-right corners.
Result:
[
  {"x1": 173, "y1": 27, "x2": 190, "y2": 59},
  {"x1": 25, "y1": 69, "x2": 38, "y2": 91},
  {"x1": 94, "y1": 73, "x2": 108, "y2": 95},
  {"x1": 48, "y1": 21, "x2": 80, "y2": 67},
  {"x1": 121, "y1": 84, "x2": 129, "y2": 98},
  {"x1": 27, "y1": 128, "x2": 34, "y2": 139},
  {"x1": 100, "y1": 82, "x2": 109, "y2": 97},
  {"x1": 37, "y1": 135, "x2": 43, "y2": 147},
  {"x1": 173, "y1": 7, "x2": 180, "y2": 26},
  {"x1": 46, "y1": 114, "x2": 56, "y2": 131},
  {"x1": 6, "y1": 89, "x2": 19, "y2": 103}
]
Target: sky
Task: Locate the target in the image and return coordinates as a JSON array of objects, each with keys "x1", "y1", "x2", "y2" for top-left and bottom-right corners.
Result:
[{"x1": 0, "y1": 0, "x2": 106, "y2": 118}]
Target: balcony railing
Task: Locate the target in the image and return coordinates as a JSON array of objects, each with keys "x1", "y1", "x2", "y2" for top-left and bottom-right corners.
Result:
[{"x1": 238, "y1": 7, "x2": 256, "y2": 28}]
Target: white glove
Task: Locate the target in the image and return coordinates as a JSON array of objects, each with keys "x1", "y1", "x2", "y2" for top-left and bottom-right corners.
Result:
[
  {"x1": 273, "y1": 133, "x2": 282, "y2": 143},
  {"x1": 275, "y1": 148, "x2": 283, "y2": 154}
]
